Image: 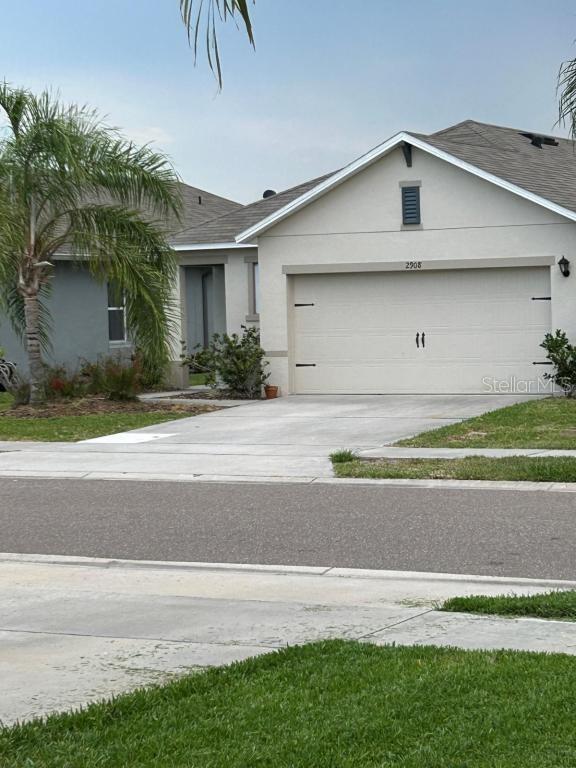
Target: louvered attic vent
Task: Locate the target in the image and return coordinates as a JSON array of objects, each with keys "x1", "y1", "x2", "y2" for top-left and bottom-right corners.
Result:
[{"x1": 402, "y1": 186, "x2": 421, "y2": 225}]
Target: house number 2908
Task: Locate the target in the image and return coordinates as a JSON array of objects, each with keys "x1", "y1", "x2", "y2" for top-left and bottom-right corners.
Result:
[{"x1": 405, "y1": 261, "x2": 422, "y2": 270}]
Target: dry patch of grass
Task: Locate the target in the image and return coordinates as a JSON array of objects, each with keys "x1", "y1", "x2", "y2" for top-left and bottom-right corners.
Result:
[{"x1": 333, "y1": 456, "x2": 576, "y2": 483}]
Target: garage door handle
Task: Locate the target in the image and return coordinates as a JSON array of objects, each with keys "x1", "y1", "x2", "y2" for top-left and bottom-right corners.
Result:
[
  {"x1": 415, "y1": 332, "x2": 420, "y2": 349},
  {"x1": 421, "y1": 332, "x2": 425, "y2": 348}
]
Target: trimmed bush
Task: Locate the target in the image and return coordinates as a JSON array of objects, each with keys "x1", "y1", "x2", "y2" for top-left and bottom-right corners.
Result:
[
  {"x1": 186, "y1": 326, "x2": 269, "y2": 399},
  {"x1": 541, "y1": 330, "x2": 576, "y2": 397}
]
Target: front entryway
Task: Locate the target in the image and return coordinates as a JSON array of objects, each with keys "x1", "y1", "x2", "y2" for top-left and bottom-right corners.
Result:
[
  {"x1": 184, "y1": 265, "x2": 227, "y2": 351},
  {"x1": 291, "y1": 267, "x2": 551, "y2": 394}
]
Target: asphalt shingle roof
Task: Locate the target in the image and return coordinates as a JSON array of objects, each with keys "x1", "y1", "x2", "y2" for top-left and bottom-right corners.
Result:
[
  {"x1": 170, "y1": 182, "x2": 242, "y2": 237},
  {"x1": 171, "y1": 172, "x2": 336, "y2": 246},
  {"x1": 414, "y1": 120, "x2": 576, "y2": 214},
  {"x1": 174, "y1": 119, "x2": 576, "y2": 248}
]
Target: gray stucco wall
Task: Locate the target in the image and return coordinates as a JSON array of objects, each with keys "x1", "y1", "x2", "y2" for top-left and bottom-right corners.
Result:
[{"x1": 0, "y1": 262, "x2": 130, "y2": 375}]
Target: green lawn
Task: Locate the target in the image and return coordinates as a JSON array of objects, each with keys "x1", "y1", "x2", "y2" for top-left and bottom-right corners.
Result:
[
  {"x1": 189, "y1": 372, "x2": 208, "y2": 386},
  {"x1": 397, "y1": 397, "x2": 576, "y2": 449},
  {"x1": 0, "y1": 391, "x2": 12, "y2": 412},
  {"x1": 0, "y1": 411, "x2": 191, "y2": 442},
  {"x1": 442, "y1": 590, "x2": 576, "y2": 621},
  {"x1": 3, "y1": 640, "x2": 576, "y2": 767},
  {"x1": 0, "y1": 392, "x2": 195, "y2": 442},
  {"x1": 332, "y1": 455, "x2": 576, "y2": 482}
]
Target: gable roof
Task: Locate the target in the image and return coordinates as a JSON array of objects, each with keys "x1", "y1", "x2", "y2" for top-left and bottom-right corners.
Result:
[
  {"x1": 171, "y1": 172, "x2": 335, "y2": 248},
  {"x1": 234, "y1": 119, "x2": 576, "y2": 243}
]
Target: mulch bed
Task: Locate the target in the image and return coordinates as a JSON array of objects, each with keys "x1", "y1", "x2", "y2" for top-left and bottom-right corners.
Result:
[
  {"x1": 1, "y1": 396, "x2": 221, "y2": 419},
  {"x1": 174, "y1": 390, "x2": 263, "y2": 401}
]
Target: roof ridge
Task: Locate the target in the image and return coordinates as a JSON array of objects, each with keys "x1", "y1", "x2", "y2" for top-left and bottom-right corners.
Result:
[{"x1": 431, "y1": 118, "x2": 570, "y2": 143}]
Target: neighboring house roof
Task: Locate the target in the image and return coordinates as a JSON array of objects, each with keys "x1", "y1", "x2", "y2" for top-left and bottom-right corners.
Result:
[
  {"x1": 53, "y1": 182, "x2": 241, "y2": 256},
  {"x1": 171, "y1": 172, "x2": 336, "y2": 248},
  {"x1": 170, "y1": 182, "x2": 242, "y2": 238},
  {"x1": 229, "y1": 119, "x2": 576, "y2": 243}
]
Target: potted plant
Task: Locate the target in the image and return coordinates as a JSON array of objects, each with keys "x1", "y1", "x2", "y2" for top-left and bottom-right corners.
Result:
[{"x1": 264, "y1": 384, "x2": 279, "y2": 399}]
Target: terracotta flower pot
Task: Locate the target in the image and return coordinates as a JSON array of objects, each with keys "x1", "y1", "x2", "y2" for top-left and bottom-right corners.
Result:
[{"x1": 264, "y1": 384, "x2": 279, "y2": 399}]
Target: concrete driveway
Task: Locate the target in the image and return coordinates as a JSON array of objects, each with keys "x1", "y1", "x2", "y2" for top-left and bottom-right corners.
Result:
[{"x1": 0, "y1": 394, "x2": 532, "y2": 483}]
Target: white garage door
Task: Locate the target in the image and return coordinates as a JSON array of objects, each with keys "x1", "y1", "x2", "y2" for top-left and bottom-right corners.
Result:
[{"x1": 292, "y1": 267, "x2": 551, "y2": 394}]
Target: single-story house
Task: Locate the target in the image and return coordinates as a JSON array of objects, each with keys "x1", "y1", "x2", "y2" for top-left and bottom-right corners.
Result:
[{"x1": 3, "y1": 119, "x2": 576, "y2": 395}]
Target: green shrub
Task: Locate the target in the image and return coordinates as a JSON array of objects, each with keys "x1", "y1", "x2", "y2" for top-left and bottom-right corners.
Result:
[
  {"x1": 11, "y1": 379, "x2": 30, "y2": 405},
  {"x1": 133, "y1": 348, "x2": 167, "y2": 390},
  {"x1": 540, "y1": 330, "x2": 576, "y2": 397},
  {"x1": 80, "y1": 356, "x2": 142, "y2": 400},
  {"x1": 79, "y1": 359, "x2": 106, "y2": 394},
  {"x1": 99, "y1": 358, "x2": 141, "y2": 401},
  {"x1": 44, "y1": 365, "x2": 86, "y2": 399},
  {"x1": 185, "y1": 326, "x2": 269, "y2": 399}
]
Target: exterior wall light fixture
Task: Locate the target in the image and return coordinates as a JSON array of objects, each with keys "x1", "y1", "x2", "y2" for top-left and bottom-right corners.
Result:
[{"x1": 559, "y1": 256, "x2": 571, "y2": 277}]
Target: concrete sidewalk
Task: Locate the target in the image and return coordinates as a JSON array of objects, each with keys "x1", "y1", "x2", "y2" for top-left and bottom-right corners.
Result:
[{"x1": 3, "y1": 553, "x2": 576, "y2": 725}]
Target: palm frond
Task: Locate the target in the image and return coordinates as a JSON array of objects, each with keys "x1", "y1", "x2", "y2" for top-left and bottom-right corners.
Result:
[
  {"x1": 558, "y1": 57, "x2": 576, "y2": 139},
  {"x1": 0, "y1": 82, "x2": 33, "y2": 137},
  {"x1": 0, "y1": 282, "x2": 53, "y2": 351},
  {"x1": 0, "y1": 84, "x2": 181, "y2": 389},
  {"x1": 180, "y1": 0, "x2": 255, "y2": 87},
  {"x1": 67, "y1": 205, "x2": 178, "y2": 375}
]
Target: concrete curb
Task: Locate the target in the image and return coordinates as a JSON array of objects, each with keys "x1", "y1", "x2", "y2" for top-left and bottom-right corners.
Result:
[
  {"x1": 1, "y1": 468, "x2": 576, "y2": 492},
  {"x1": 3, "y1": 552, "x2": 576, "y2": 589},
  {"x1": 360, "y1": 447, "x2": 576, "y2": 458}
]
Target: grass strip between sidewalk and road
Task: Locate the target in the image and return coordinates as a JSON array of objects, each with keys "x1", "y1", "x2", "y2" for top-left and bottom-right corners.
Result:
[
  {"x1": 332, "y1": 455, "x2": 576, "y2": 482},
  {"x1": 442, "y1": 590, "x2": 576, "y2": 621},
  {"x1": 3, "y1": 640, "x2": 576, "y2": 767},
  {"x1": 397, "y1": 397, "x2": 576, "y2": 449}
]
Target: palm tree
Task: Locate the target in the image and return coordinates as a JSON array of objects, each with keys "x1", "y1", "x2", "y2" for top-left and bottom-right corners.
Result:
[
  {"x1": 180, "y1": 0, "x2": 254, "y2": 86},
  {"x1": 0, "y1": 84, "x2": 181, "y2": 403},
  {"x1": 559, "y1": 57, "x2": 576, "y2": 138}
]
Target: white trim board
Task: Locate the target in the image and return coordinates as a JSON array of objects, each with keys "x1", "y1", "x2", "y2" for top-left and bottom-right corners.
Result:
[
  {"x1": 236, "y1": 132, "x2": 576, "y2": 242},
  {"x1": 282, "y1": 255, "x2": 557, "y2": 275},
  {"x1": 173, "y1": 242, "x2": 256, "y2": 252}
]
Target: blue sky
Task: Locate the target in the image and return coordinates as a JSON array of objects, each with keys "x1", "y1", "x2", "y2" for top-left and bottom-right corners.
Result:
[{"x1": 2, "y1": 0, "x2": 576, "y2": 202}]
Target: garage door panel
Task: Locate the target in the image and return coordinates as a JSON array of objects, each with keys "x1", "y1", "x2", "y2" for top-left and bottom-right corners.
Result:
[
  {"x1": 295, "y1": 361, "x2": 546, "y2": 394},
  {"x1": 294, "y1": 297, "x2": 550, "y2": 334},
  {"x1": 292, "y1": 267, "x2": 551, "y2": 395},
  {"x1": 297, "y1": 331, "x2": 545, "y2": 364}
]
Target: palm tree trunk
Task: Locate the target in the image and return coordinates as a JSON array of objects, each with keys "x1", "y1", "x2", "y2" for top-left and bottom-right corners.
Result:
[{"x1": 23, "y1": 292, "x2": 45, "y2": 404}]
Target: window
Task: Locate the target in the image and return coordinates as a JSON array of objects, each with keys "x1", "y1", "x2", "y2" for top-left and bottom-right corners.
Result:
[
  {"x1": 401, "y1": 186, "x2": 421, "y2": 225},
  {"x1": 107, "y1": 283, "x2": 127, "y2": 343}
]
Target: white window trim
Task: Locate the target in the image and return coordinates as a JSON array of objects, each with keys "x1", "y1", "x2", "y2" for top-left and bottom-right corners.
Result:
[
  {"x1": 246, "y1": 261, "x2": 260, "y2": 321},
  {"x1": 108, "y1": 287, "x2": 129, "y2": 345}
]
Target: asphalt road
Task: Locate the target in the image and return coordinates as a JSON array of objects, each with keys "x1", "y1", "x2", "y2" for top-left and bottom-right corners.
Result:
[{"x1": 1, "y1": 478, "x2": 575, "y2": 580}]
